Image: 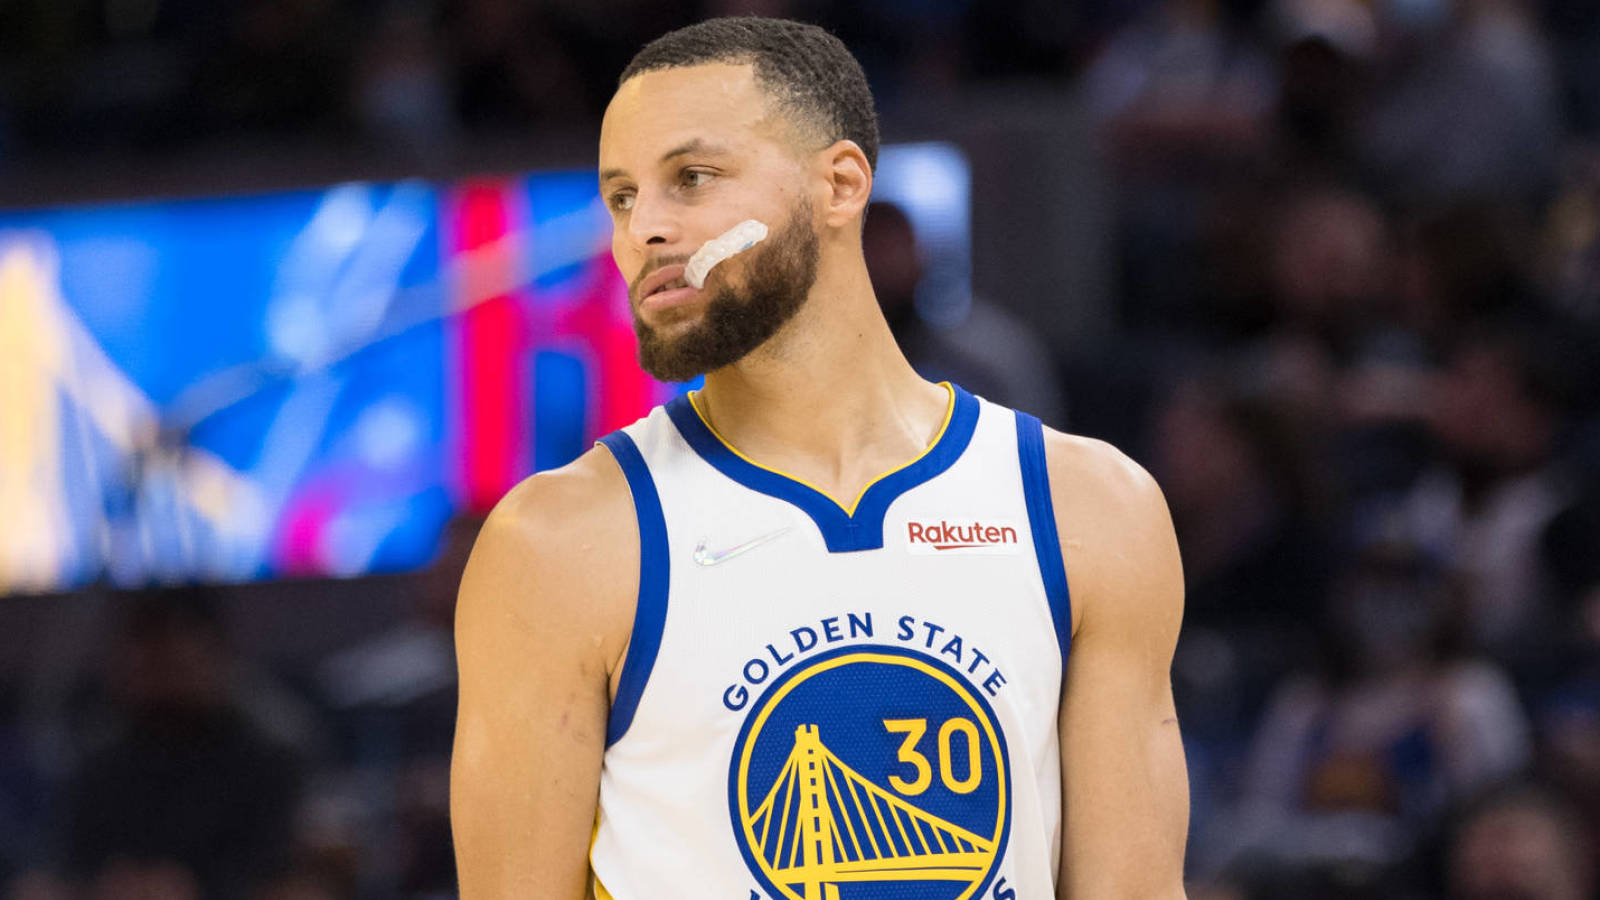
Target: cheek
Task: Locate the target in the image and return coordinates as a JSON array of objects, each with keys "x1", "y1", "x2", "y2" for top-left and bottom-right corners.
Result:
[{"x1": 611, "y1": 231, "x2": 635, "y2": 279}]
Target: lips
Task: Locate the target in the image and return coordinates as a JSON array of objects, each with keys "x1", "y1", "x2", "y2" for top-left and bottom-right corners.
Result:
[
  {"x1": 634, "y1": 262, "x2": 708, "y2": 316},
  {"x1": 636, "y1": 263, "x2": 690, "y2": 303}
]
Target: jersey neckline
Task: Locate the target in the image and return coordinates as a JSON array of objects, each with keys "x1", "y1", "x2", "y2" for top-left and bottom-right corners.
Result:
[{"x1": 663, "y1": 382, "x2": 980, "y2": 552}]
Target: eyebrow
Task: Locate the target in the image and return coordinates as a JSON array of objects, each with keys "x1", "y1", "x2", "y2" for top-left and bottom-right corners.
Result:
[{"x1": 599, "y1": 138, "x2": 730, "y2": 185}]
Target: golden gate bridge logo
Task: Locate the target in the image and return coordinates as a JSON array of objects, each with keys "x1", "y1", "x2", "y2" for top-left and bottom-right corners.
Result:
[{"x1": 730, "y1": 647, "x2": 1009, "y2": 900}]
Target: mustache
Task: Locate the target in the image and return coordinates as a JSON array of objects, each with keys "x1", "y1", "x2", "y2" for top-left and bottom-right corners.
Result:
[{"x1": 629, "y1": 254, "x2": 692, "y2": 304}]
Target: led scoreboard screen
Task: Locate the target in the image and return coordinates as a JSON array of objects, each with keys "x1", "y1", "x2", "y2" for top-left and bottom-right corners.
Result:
[{"x1": 0, "y1": 144, "x2": 969, "y2": 593}]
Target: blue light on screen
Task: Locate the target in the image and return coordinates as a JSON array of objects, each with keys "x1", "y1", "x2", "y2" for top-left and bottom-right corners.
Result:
[{"x1": 0, "y1": 143, "x2": 971, "y2": 594}]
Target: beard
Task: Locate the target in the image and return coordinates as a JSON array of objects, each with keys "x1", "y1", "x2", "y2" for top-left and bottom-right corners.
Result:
[{"x1": 632, "y1": 201, "x2": 819, "y2": 383}]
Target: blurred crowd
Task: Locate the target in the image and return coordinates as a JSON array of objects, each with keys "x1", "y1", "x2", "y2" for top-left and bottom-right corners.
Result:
[
  {"x1": 0, "y1": 518, "x2": 476, "y2": 900},
  {"x1": 0, "y1": 0, "x2": 1095, "y2": 164},
  {"x1": 3, "y1": 0, "x2": 1600, "y2": 898},
  {"x1": 1068, "y1": 1, "x2": 1600, "y2": 897}
]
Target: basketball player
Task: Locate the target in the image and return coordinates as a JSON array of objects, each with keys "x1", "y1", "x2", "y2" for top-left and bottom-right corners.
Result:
[{"x1": 451, "y1": 17, "x2": 1189, "y2": 900}]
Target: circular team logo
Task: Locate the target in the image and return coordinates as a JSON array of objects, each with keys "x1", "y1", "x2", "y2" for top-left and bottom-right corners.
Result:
[{"x1": 728, "y1": 644, "x2": 1011, "y2": 900}]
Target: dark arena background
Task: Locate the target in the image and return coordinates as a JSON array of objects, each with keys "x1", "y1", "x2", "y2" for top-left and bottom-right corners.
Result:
[{"x1": 2, "y1": 1, "x2": 1598, "y2": 897}]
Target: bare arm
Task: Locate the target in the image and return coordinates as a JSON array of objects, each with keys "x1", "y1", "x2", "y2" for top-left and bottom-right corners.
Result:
[
  {"x1": 1047, "y1": 432, "x2": 1189, "y2": 899},
  {"x1": 451, "y1": 448, "x2": 637, "y2": 899}
]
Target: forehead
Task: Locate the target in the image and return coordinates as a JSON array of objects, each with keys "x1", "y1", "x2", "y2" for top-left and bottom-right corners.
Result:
[{"x1": 599, "y1": 62, "x2": 779, "y2": 171}]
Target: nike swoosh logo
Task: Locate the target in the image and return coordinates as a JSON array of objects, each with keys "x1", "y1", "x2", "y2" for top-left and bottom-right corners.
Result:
[{"x1": 693, "y1": 526, "x2": 792, "y2": 567}]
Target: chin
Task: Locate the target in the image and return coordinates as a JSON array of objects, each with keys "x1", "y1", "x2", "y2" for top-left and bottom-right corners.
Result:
[{"x1": 642, "y1": 308, "x2": 706, "y2": 338}]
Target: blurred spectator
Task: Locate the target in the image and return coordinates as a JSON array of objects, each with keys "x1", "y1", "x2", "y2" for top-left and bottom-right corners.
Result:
[
  {"x1": 444, "y1": 0, "x2": 605, "y2": 132},
  {"x1": 352, "y1": 2, "x2": 456, "y2": 153},
  {"x1": 1390, "y1": 318, "x2": 1578, "y2": 656},
  {"x1": 1539, "y1": 0, "x2": 1600, "y2": 137},
  {"x1": 1084, "y1": 0, "x2": 1280, "y2": 338},
  {"x1": 1445, "y1": 783, "x2": 1595, "y2": 900},
  {"x1": 317, "y1": 515, "x2": 471, "y2": 762},
  {"x1": 1155, "y1": 372, "x2": 1334, "y2": 731},
  {"x1": 1211, "y1": 539, "x2": 1530, "y2": 879},
  {"x1": 812, "y1": 0, "x2": 967, "y2": 107},
  {"x1": 1531, "y1": 484, "x2": 1600, "y2": 865},
  {"x1": 0, "y1": 681, "x2": 46, "y2": 886},
  {"x1": 1086, "y1": 0, "x2": 1276, "y2": 160},
  {"x1": 1360, "y1": 0, "x2": 1562, "y2": 204},
  {"x1": 1262, "y1": 186, "x2": 1391, "y2": 362},
  {"x1": 1228, "y1": 184, "x2": 1401, "y2": 445},
  {"x1": 1394, "y1": 204, "x2": 1536, "y2": 345},
  {"x1": 1271, "y1": 0, "x2": 1377, "y2": 175},
  {"x1": 1537, "y1": 151, "x2": 1600, "y2": 328},
  {"x1": 864, "y1": 201, "x2": 1067, "y2": 426},
  {"x1": 54, "y1": 587, "x2": 302, "y2": 899},
  {"x1": 312, "y1": 515, "x2": 477, "y2": 896}
]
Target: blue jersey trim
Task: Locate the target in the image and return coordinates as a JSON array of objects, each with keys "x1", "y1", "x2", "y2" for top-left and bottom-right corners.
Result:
[
  {"x1": 1015, "y1": 411, "x2": 1072, "y2": 668},
  {"x1": 664, "y1": 384, "x2": 981, "y2": 552},
  {"x1": 597, "y1": 431, "x2": 670, "y2": 747}
]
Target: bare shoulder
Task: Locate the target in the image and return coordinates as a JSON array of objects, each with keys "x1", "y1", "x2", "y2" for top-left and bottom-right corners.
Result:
[
  {"x1": 1038, "y1": 427, "x2": 1171, "y2": 549},
  {"x1": 1040, "y1": 441, "x2": 1190, "y2": 896},
  {"x1": 1037, "y1": 427, "x2": 1182, "y2": 638},
  {"x1": 451, "y1": 445, "x2": 640, "y2": 896},
  {"x1": 481, "y1": 443, "x2": 636, "y2": 551},
  {"x1": 457, "y1": 444, "x2": 639, "y2": 675},
  {"x1": 1038, "y1": 424, "x2": 1160, "y2": 500}
]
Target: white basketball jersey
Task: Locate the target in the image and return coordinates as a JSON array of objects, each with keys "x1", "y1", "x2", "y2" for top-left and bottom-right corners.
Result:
[{"x1": 589, "y1": 382, "x2": 1072, "y2": 900}]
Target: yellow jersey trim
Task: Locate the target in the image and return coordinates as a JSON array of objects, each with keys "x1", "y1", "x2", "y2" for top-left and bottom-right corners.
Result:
[
  {"x1": 590, "y1": 809, "x2": 615, "y2": 900},
  {"x1": 686, "y1": 382, "x2": 957, "y2": 517}
]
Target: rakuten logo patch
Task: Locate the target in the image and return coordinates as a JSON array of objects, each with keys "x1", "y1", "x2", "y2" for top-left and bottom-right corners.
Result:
[{"x1": 905, "y1": 519, "x2": 1023, "y2": 555}]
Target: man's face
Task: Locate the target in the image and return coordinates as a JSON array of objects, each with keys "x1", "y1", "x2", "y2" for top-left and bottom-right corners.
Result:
[{"x1": 599, "y1": 63, "x2": 821, "y2": 381}]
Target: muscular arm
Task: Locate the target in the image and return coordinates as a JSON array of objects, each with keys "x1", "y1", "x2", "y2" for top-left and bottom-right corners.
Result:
[
  {"x1": 451, "y1": 448, "x2": 637, "y2": 899},
  {"x1": 1047, "y1": 432, "x2": 1189, "y2": 899}
]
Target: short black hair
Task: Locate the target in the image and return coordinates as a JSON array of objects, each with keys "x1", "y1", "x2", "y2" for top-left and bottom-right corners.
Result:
[{"x1": 618, "y1": 17, "x2": 879, "y2": 173}]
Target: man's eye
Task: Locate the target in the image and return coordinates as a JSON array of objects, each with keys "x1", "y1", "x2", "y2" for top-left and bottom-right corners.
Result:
[
  {"x1": 681, "y1": 170, "x2": 715, "y2": 189},
  {"x1": 609, "y1": 192, "x2": 635, "y2": 212}
]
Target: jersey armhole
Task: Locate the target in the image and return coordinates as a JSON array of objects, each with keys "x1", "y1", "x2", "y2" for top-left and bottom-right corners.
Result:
[
  {"x1": 1014, "y1": 411, "x2": 1073, "y2": 671},
  {"x1": 596, "y1": 432, "x2": 671, "y2": 747}
]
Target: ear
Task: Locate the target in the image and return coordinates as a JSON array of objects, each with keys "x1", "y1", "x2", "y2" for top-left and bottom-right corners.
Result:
[{"x1": 817, "y1": 139, "x2": 873, "y2": 229}]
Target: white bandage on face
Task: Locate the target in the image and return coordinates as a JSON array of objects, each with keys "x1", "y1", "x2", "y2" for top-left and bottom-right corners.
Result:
[{"x1": 685, "y1": 219, "x2": 769, "y2": 289}]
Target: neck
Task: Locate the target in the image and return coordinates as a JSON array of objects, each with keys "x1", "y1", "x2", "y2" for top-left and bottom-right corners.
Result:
[{"x1": 693, "y1": 259, "x2": 951, "y2": 505}]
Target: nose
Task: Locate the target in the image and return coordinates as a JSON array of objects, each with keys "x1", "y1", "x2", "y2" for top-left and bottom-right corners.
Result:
[{"x1": 625, "y1": 189, "x2": 678, "y2": 249}]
